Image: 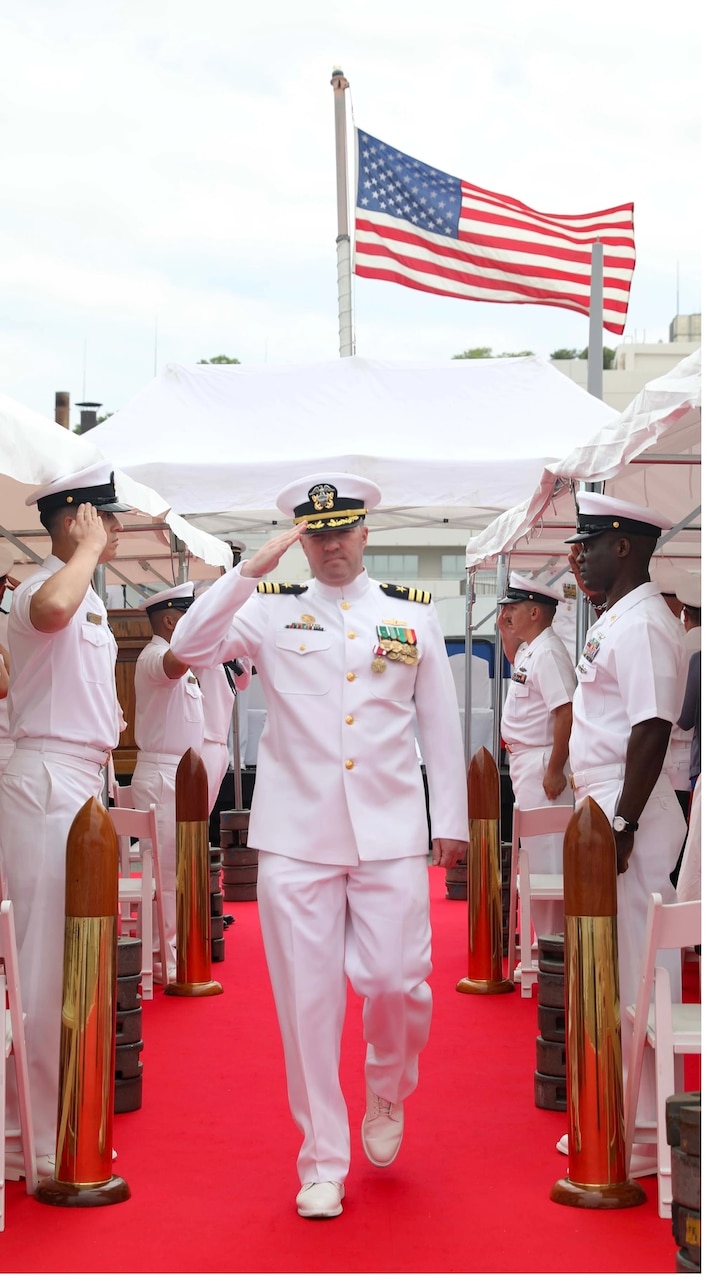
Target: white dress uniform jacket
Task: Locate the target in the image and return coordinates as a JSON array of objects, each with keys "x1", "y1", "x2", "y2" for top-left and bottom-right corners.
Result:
[
  {"x1": 569, "y1": 581, "x2": 688, "y2": 1134},
  {"x1": 501, "y1": 625, "x2": 576, "y2": 937},
  {"x1": 130, "y1": 635, "x2": 204, "y2": 969},
  {"x1": 171, "y1": 565, "x2": 469, "y2": 860},
  {"x1": 0, "y1": 556, "x2": 120, "y2": 1163}
]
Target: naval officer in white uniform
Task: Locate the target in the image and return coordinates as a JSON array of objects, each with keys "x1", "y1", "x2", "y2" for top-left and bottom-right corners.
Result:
[
  {"x1": 170, "y1": 473, "x2": 469, "y2": 1220},
  {"x1": 0, "y1": 462, "x2": 129, "y2": 1178},
  {"x1": 130, "y1": 582, "x2": 204, "y2": 979},
  {"x1": 498, "y1": 572, "x2": 576, "y2": 941},
  {"x1": 559, "y1": 492, "x2": 688, "y2": 1176}
]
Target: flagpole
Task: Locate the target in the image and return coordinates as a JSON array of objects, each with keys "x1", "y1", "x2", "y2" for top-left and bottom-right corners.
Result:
[
  {"x1": 586, "y1": 241, "x2": 604, "y2": 400},
  {"x1": 330, "y1": 66, "x2": 353, "y2": 357},
  {"x1": 576, "y1": 240, "x2": 605, "y2": 655}
]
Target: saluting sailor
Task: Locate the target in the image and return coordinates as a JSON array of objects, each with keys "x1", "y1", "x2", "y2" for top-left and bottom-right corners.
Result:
[
  {"x1": 170, "y1": 473, "x2": 469, "y2": 1220},
  {"x1": 0, "y1": 461, "x2": 130, "y2": 1178},
  {"x1": 131, "y1": 581, "x2": 204, "y2": 982}
]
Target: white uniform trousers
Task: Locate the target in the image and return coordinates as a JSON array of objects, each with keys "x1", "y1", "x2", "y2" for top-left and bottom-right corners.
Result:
[
  {"x1": 508, "y1": 745, "x2": 571, "y2": 940},
  {"x1": 0, "y1": 745, "x2": 105, "y2": 1160},
  {"x1": 0, "y1": 739, "x2": 14, "y2": 781},
  {"x1": 257, "y1": 852, "x2": 433, "y2": 1185},
  {"x1": 573, "y1": 772, "x2": 685, "y2": 1135},
  {"x1": 200, "y1": 739, "x2": 230, "y2": 816},
  {"x1": 131, "y1": 754, "x2": 180, "y2": 969}
]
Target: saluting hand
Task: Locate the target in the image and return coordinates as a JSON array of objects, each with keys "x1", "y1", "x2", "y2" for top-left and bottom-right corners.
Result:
[
  {"x1": 67, "y1": 503, "x2": 108, "y2": 557},
  {"x1": 241, "y1": 523, "x2": 305, "y2": 579}
]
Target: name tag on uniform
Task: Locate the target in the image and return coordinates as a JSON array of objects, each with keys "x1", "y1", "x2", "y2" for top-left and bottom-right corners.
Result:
[
  {"x1": 511, "y1": 669, "x2": 527, "y2": 684},
  {"x1": 187, "y1": 675, "x2": 198, "y2": 683},
  {"x1": 86, "y1": 612, "x2": 102, "y2": 624}
]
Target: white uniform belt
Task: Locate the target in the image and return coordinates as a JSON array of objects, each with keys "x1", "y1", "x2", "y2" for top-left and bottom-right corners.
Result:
[
  {"x1": 15, "y1": 737, "x2": 110, "y2": 766},
  {"x1": 570, "y1": 763, "x2": 625, "y2": 791},
  {"x1": 136, "y1": 750, "x2": 185, "y2": 765}
]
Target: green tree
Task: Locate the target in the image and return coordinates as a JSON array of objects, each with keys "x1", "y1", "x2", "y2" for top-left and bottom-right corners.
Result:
[
  {"x1": 578, "y1": 346, "x2": 616, "y2": 370},
  {"x1": 198, "y1": 354, "x2": 241, "y2": 364},
  {"x1": 452, "y1": 346, "x2": 493, "y2": 360},
  {"x1": 452, "y1": 346, "x2": 535, "y2": 359},
  {"x1": 549, "y1": 348, "x2": 580, "y2": 360}
]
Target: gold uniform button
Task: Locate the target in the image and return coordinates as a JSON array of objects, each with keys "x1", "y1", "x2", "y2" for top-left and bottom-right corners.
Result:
[
  {"x1": 345, "y1": 759, "x2": 354, "y2": 770},
  {"x1": 347, "y1": 631, "x2": 356, "y2": 639},
  {"x1": 346, "y1": 671, "x2": 356, "y2": 682},
  {"x1": 299, "y1": 644, "x2": 306, "y2": 651},
  {"x1": 340, "y1": 601, "x2": 351, "y2": 611},
  {"x1": 345, "y1": 715, "x2": 354, "y2": 725}
]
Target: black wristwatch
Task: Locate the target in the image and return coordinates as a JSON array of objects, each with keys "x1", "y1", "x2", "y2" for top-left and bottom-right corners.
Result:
[{"x1": 612, "y1": 815, "x2": 639, "y2": 834}]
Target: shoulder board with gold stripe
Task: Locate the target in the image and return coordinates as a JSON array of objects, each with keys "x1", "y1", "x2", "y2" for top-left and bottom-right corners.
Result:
[
  {"x1": 380, "y1": 583, "x2": 431, "y2": 605},
  {"x1": 257, "y1": 582, "x2": 309, "y2": 595}
]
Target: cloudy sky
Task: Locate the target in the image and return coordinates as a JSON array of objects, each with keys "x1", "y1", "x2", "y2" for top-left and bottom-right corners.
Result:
[{"x1": 0, "y1": 0, "x2": 701, "y2": 424}]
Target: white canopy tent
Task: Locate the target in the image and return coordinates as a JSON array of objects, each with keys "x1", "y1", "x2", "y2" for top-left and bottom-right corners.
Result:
[
  {"x1": 465, "y1": 350, "x2": 701, "y2": 574},
  {"x1": 0, "y1": 391, "x2": 232, "y2": 590},
  {"x1": 463, "y1": 350, "x2": 701, "y2": 764},
  {"x1": 89, "y1": 355, "x2": 619, "y2": 536}
]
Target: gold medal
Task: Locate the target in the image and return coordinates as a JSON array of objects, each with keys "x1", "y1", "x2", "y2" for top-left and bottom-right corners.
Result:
[{"x1": 371, "y1": 657, "x2": 387, "y2": 673}]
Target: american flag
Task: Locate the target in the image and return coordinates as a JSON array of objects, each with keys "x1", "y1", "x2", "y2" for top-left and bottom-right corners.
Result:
[{"x1": 353, "y1": 130, "x2": 636, "y2": 335}]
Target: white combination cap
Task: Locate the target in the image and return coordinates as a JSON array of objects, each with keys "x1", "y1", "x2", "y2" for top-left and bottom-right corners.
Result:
[
  {"x1": 566, "y1": 492, "x2": 672, "y2": 543},
  {"x1": 139, "y1": 581, "x2": 195, "y2": 615},
  {"x1": 26, "y1": 461, "x2": 131, "y2": 515},
  {"x1": 276, "y1": 472, "x2": 381, "y2": 533},
  {"x1": 498, "y1": 571, "x2": 565, "y2": 607}
]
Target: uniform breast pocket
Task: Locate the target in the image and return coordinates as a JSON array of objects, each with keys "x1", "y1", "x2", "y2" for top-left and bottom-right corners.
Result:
[
  {"x1": 273, "y1": 631, "x2": 332, "y2": 695},
  {"x1": 576, "y1": 660, "x2": 604, "y2": 719},
  {"x1": 184, "y1": 679, "x2": 203, "y2": 722},
  {"x1": 79, "y1": 622, "x2": 111, "y2": 684}
]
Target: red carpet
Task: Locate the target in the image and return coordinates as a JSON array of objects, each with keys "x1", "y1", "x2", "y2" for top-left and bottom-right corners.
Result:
[{"x1": 2, "y1": 870, "x2": 699, "y2": 1273}]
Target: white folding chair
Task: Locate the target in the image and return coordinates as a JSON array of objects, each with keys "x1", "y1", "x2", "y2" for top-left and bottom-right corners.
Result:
[
  {"x1": 112, "y1": 780, "x2": 134, "y2": 809},
  {"x1": 1, "y1": 900, "x2": 37, "y2": 1228},
  {"x1": 110, "y1": 804, "x2": 168, "y2": 1000},
  {"x1": 507, "y1": 803, "x2": 573, "y2": 997},
  {"x1": 624, "y1": 892, "x2": 701, "y2": 1218}
]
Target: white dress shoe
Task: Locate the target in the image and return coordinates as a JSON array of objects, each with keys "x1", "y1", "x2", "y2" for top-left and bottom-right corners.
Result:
[
  {"x1": 296, "y1": 1181, "x2": 345, "y2": 1218},
  {"x1": 556, "y1": 1133, "x2": 657, "y2": 1177},
  {"x1": 6, "y1": 1147, "x2": 118, "y2": 1181},
  {"x1": 361, "y1": 1085, "x2": 404, "y2": 1167},
  {"x1": 4, "y1": 1152, "x2": 55, "y2": 1181}
]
